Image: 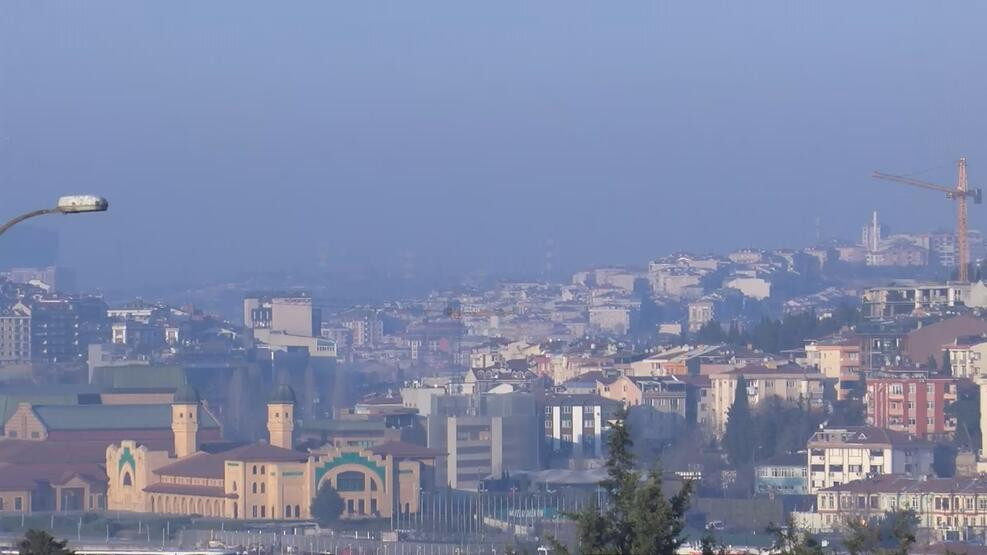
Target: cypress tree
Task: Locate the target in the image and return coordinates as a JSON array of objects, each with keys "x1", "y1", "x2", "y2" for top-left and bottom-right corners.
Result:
[{"x1": 723, "y1": 374, "x2": 755, "y2": 465}]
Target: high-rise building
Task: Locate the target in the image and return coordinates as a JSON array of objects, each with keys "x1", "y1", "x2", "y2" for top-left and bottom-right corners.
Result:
[{"x1": 244, "y1": 292, "x2": 321, "y2": 337}]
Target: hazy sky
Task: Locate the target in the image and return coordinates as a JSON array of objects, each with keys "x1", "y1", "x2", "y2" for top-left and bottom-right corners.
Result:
[{"x1": 2, "y1": 1, "x2": 986, "y2": 290}]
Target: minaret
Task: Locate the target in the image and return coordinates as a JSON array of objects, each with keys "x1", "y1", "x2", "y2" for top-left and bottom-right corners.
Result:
[
  {"x1": 172, "y1": 385, "x2": 201, "y2": 458},
  {"x1": 267, "y1": 384, "x2": 296, "y2": 450}
]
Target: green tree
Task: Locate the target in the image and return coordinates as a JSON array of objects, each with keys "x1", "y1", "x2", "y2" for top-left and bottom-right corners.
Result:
[
  {"x1": 842, "y1": 509, "x2": 918, "y2": 555},
  {"x1": 310, "y1": 482, "x2": 345, "y2": 527},
  {"x1": 926, "y1": 354, "x2": 938, "y2": 371},
  {"x1": 768, "y1": 518, "x2": 825, "y2": 555},
  {"x1": 722, "y1": 375, "x2": 755, "y2": 465},
  {"x1": 18, "y1": 530, "x2": 73, "y2": 555},
  {"x1": 553, "y1": 409, "x2": 693, "y2": 554},
  {"x1": 942, "y1": 351, "x2": 953, "y2": 376},
  {"x1": 947, "y1": 382, "x2": 981, "y2": 451},
  {"x1": 700, "y1": 533, "x2": 726, "y2": 555},
  {"x1": 696, "y1": 320, "x2": 727, "y2": 345}
]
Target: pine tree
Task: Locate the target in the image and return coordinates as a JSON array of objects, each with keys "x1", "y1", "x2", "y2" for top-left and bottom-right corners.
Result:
[
  {"x1": 722, "y1": 375, "x2": 755, "y2": 465},
  {"x1": 553, "y1": 409, "x2": 693, "y2": 554},
  {"x1": 942, "y1": 351, "x2": 953, "y2": 376},
  {"x1": 310, "y1": 482, "x2": 345, "y2": 526},
  {"x1": 18, "y1": 530, "x2": 73, "y2": 555}
]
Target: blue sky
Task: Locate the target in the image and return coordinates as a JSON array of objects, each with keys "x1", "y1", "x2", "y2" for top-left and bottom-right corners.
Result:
[{"x1": 2, "y1": 1, "x2": 986, "y2": 289}]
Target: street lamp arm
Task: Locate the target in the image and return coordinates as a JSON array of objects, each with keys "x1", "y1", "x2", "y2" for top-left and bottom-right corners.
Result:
[{"x1": 0, "y1": 208, "x2": 58, "y2": 239}]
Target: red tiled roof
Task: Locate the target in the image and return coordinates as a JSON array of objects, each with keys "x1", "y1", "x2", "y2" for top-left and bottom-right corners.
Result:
[
  {"x1": 0, "y1": 462, "x2": 107, "y2": 491},
  {"x1": 154, "y1": 442, "x2": 308, "y2": 479}
]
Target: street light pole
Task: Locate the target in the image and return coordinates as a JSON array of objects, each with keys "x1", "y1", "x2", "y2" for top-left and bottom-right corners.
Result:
[{"x1": 0, "y1": 195, "x2": 109, "y2": 239}]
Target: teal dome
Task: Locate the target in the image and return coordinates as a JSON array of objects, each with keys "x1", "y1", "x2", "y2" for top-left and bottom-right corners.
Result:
[
  {"x1": 269, "y1": 384, "x2": 296, "y2": 404},
  {"x1": 173, "y1": 384, "x2": 201, "y2": 405}
]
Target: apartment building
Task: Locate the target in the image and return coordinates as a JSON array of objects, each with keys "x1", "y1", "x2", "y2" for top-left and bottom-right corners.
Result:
[
  {"x1": 806, "y1": 426, "x2": 934, "y2": 493},
  {"x1": 542, "y1": 394, "x2": 620, "y2": 461},
  {"x1": 710, "y1": 365, "x2": 825, "y2": 438},
  {"x1": 804, "y1": 337, "x2": 862, "y2": 399},
  {"x1": 0, "y1": 307, "x2": 30, "y2": 364},
  {"x1": 803, "y1": 475, "x2": 987, "y2": 542},
  {"x1": 862, "y1": 283, "x2": 970, "y2": 319},
  {"x1": 865, "y1": 373, "x2": 958, "y2": 439},
  {"x1": 425, "y1": 393, "x2": 540, "y2": 491},
  {"x1": 943, "y1": 336, "x2": 987, "y2": 379}
]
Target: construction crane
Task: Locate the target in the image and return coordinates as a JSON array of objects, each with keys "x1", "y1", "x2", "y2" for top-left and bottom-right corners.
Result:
[{"x1": 873, "y1": 158, "x2": 983, "y2": 282}]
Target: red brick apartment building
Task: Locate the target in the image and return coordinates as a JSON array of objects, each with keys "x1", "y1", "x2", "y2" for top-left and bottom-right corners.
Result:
[{"x1": 866, "y1": 372, "x2": 959, "y2": 439}]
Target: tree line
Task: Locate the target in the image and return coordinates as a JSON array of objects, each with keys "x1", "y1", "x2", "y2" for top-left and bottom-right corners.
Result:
[{"x1": 695, "y1": 305, "x2": 860, "y2": 354}]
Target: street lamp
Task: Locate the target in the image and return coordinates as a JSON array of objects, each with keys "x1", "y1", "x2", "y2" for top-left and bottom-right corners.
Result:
[{"x1": 0, "y1": 195, "x2": 108, "y2": 238}]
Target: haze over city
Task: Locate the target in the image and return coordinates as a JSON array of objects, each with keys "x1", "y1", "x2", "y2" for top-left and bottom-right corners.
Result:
[{"x1": 6, "y1": 2, "x2": 987, "y2": 554}]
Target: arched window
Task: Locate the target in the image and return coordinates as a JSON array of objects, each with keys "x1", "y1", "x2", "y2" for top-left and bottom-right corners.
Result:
[
  {"x1": 260, "y1": 505, "x2": 266, "y2": 518},
  {"x1": 260, "y1": 465, "x2": 265, "y2": 474},
  {"x1": 233, "y1": 503, "x2": 238, "y2": 519},
  {"x1": 260, "y1": 483, "x2": 266, "y2": 494},
  {"x1": 370, "y1": 479, "x2": 377, "y2": 491},
  {"x1": 285, "y1": 505, "x2": 291, "y2": 518},
  {"x1": 122, "y1": 472, "x2": 133, "y2": 487},
  {"x1": 294, "y1": 505, "x2": 300, "y2": 518},
  {"x1": 181, "y1": 498, "x2": 187, "y2": 513},
  {"x1": 252, "y1": 483, "x2": 257, "y2": 494},
  {"x1": 232, "y1": 482, "x2": 237, "y2": 492},
  {"x1": 252, "y1": 465, "x2": 257, "y2": 475},
  {"x1": 336, "y1": 471, "x2": 366, "y2": 492},
  {"x1": 215, "y1": 500, "x2": 221, "y2": 516}
]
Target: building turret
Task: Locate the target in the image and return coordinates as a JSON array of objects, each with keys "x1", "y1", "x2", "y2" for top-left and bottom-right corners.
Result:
[
  {"x1": 267, "y1": 384, "x2": 296, "y2": 449},
  {"x1": 172, "y1": 385, "x2": 200, "y2": 458}
]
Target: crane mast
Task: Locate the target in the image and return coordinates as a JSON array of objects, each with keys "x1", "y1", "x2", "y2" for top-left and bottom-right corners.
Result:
[
  {"x1": 872, "y1": 158, "x2": 982, "y2": 283},
  {"x1": 958, "y1": 158, "x2": 969, "y2": 282}
]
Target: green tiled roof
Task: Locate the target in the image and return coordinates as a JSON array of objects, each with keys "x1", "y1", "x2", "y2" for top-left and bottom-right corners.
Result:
[{"x1": 33, "y1": 404, "x2": 220, "y2": 431}]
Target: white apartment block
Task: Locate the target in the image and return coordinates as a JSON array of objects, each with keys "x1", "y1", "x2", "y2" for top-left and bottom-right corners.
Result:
[{"x1": 807, "y1": 427, "x2": 934, "y2": 493}]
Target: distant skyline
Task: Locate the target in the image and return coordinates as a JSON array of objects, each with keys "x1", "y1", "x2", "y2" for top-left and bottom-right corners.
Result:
[{"x1": 3, "y1": 1, "x2": 986, "y2": 290}]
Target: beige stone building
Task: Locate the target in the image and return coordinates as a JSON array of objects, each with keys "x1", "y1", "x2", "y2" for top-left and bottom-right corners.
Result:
[
  {"x1": 710, "y1": 365, "x2": 826, "y2": 438},
  {"x1": 106, "y1": 385, "x2": 440, "y2": 520}
]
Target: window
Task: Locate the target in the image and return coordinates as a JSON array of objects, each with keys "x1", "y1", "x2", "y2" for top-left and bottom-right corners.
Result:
[
  {"x1": 285, "y1": 505, "x2": 291, "y2": 518},
  {"x1": 260, "y1": 466, "x2": 265, "y2": 474},
  {"x1": 908, "y1": 384, "x2": 916, "y2": 394},
  {"x1": 294, "y1": 505, "x2": 300, "y2": 517},
  {"x1": 252, "y1": 483, "x2": 257, "y2": 494},
  {"x1": 252, "y1": 505, "x2": 257, "y2": 518},
  {"x1": 14, "y1": 497, "x2": 21, "y2": 511},
  {"x1": 336, "y1": 471, "x2": 366, "y2": 492},
  {"x1": 122, "y1": 473, "x2": 133, "y2": 487},
  {"x1": 260, "y1": 483, "x2": 266, "y2": 494},
  {"x1": 260, "y1": 506, "x2": 266, "y2": 518},
  {"x1": 252, "y1": 465, "x2": 257, "y2": 475}
]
